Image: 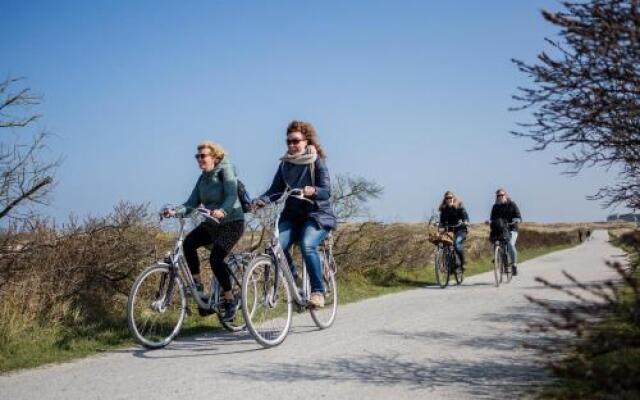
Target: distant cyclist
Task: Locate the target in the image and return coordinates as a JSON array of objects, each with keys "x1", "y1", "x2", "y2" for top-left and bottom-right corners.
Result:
[
  {"x1": 439, "y1": 191, "x2": 469, "y2": 271},
  {"x1": 165, "y1": 140, "x2": 245, "y2": 321},
  {"x1": 490, "y1": 188, "x2": 522, "y2": 275}
]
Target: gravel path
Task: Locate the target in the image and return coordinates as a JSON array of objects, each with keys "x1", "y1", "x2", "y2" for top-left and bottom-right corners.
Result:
[{"x1": 0, "y1": 230, "x2": 626, "y2": 399}]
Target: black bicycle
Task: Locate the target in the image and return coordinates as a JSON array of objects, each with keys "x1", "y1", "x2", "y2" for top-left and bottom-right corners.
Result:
[
  {"x1": 490, "y1": 218, "x2": 518, "y2": 287},
  {"x1": 430, "y1": 221, "x2": 464, "y2": 288}
]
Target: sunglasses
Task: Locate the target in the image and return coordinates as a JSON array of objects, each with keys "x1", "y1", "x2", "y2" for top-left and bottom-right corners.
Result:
[
  {"x1": 286, "y1": 138, "x2": 305, "y2": 145},
  {"x1": 496, "y1": 194, "x2": 505, "y2": 197},
  {"x1": 194, "y1": 153, "x2": 211, "y2": 160},
  {"x1": 445, "y1": 197, "x2": 453, "y2": 200}
]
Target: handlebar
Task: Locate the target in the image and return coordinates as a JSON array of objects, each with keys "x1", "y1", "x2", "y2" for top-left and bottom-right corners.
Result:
[{"x1": 253, "y1": 188, "x2": 314, "y2": 210}]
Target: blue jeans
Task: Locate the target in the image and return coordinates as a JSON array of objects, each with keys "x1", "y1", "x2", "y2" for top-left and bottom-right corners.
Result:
[
  {"x1": 279, "y1": 219, "x2": 329, "y2": 293},
  {"x1": 507, "y1": 231, "x2": 518, "y2": 265},
  {"x1": 454, "y1": 231, "x2": 467, "y2": 266}
]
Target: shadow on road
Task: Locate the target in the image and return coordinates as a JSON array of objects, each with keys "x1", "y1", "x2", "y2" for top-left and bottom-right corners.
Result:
[
  {"x1": 222, "y1": 352, "x2": 547, "y2": 397},
  {"x1": 112, "y1": 324, "x2": 321, "y2": 360}
]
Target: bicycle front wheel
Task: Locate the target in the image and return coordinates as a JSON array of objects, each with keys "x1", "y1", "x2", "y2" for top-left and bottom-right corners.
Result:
[
  {"x1": 493, "y1": 245, "x2": 503, "y2": 287},
  {"x1": 434, "y1": 248, "x2": 450, "y2": 288},
  {"x1": 127, "y1": 263, "x2": 187, "y2": 349},
  {"x1": 241, "y1": 255, "x2": 292, "y2": 348},
  {"x1": 309, "y1": 267, "x2": 338, "y2": 329}
]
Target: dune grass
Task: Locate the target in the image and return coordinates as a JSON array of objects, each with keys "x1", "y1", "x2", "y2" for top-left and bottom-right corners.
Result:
[{"x1": 0, "y1": 241, "x2": 575, "y2": 373}]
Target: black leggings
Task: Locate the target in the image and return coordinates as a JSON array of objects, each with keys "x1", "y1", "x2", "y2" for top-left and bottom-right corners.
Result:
[{"x1": 183, "y1": 221, "x2": 244, "y2": 292}]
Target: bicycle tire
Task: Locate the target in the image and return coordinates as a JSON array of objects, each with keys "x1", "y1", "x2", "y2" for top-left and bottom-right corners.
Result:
[
  {"x1": 493, "y1": 245, "x2": 503, "y2": 287},
  {"x1": 127, "y1": 263, "x2": 187, "y2": 349},
  {"x1": 241, "y1": 255, "x2": 292, "y2": 348},
  {"x1": 309, "y1": 267, "x2": 338, "y2": 329},
  {"x1": 503, "y1": 250, "x2": 513, "y2": 283},
  {"x1": 453, "y1": 252, "x2": 464, "y2": 285},
  {"x1": 434, "y1": 248, "x2": 450, "y2": 288}
]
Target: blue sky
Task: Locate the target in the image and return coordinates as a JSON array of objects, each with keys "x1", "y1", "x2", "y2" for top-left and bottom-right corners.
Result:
[{"x1": 0, "y1": 0, "x2": 621, "y2": 223}]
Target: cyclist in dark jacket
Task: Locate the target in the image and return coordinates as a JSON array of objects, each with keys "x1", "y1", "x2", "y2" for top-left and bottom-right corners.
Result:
[
  {"x1": 254, "y1": 121, "x2": 337, "y2": 309},
  {"x1": 490, "y1": 188, "x2": 522, "y2": 275},
  {"x1": 439, "y1": 191, "x2": 470, "y2": 271}
]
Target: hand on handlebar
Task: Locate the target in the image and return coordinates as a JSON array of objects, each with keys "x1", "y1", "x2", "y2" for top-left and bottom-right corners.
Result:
[
  {"x1": 302, "y1": 186, "x2": 316, "y2": 198},
  {"x1": 196, "y1": 207, "x2": 220, "y2": 224},
  {"x1": 161, "y1": 207, "x2": 176, "y2": 218},
  {"x1": 251, "y1": 199, "x2": 267, "y2": 211}
]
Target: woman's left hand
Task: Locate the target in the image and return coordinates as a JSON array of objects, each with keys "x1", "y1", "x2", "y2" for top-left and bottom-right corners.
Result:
[
  {"x1": 211, "y1": 209, "x2": 225, "y2": 219},
  {"x1": 303, "y1": 186, "x2": 316, "y2": 198}
]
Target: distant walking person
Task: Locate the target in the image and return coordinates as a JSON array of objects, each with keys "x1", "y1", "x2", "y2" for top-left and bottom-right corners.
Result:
[
  {"x1": 490, "y1": 189, "x2": 522, "y2": 275},
  {"x1": 578, "y1": 229, "x2": 584, "y2": 243},
  {"x1": 439, "y1": 191, "x2": 470, "y2": 271}
]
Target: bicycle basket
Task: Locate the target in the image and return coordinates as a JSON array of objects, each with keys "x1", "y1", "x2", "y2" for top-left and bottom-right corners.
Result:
[{"x1": 428, "y1": 231, "x2": 454, "y2": 245}]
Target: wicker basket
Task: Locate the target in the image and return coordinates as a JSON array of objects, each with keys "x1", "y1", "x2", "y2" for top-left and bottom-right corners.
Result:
[{"x1": 428, "y1": 231, "x2": 454, "y2": 245}]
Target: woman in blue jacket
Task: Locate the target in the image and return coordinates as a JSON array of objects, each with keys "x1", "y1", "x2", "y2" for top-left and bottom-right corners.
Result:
[{"x1": 254, "y1": 121, "x2": 337, "y2": 308}]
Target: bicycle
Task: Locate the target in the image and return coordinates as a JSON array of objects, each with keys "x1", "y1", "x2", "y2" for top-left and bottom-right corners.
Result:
[
  {"x1": 126, "y1": 206, "x2": 256, "y2": 349},
  {"x1": 241, "y1": 189, "x2": 338, "y2": 348},
  {"x1": 429, "y1": 220, "x2": 464, "y2": 288},
  {"x1": 490, "y1": 219, "x2": 517, "y2": 287}
]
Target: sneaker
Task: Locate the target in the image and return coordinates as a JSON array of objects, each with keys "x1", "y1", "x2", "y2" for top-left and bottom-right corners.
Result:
[
  {"x1": 221, "y1": 297, "x2": 237, "y2": 322},
  {"x1": 512, "y1": 265, "x2": 518, "y2": 276},
  {"x1": 308, "y1": 292, "x2": 325, "y2": 309}
]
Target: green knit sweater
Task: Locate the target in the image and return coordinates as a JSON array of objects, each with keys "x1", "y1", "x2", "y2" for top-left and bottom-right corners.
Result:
[{"x1": 177, "y1": 156, "x2": 245, "y2": 223}]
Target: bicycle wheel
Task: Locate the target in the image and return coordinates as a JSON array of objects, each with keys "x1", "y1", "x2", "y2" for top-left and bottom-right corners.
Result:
[
  {"x1": 453, "y1": 252, "x2": 464, "y2": 285},
  {"x1": 309, "y1": 265, "x2": 338, "y2": 329},
  {"x1": 493, "y1": 245, "x2": 503, "y2": 287},
  {"x1": 241, "y1": 255, "x2": 292, "y2": 348},
  {"x1": 127, "y1": 263, "x2": 187, "y2": 349},
  {"x1": 503, "y1": 250, "x2": 513, "y2": 284},
  {"x1": 434, "y1": 248, "x2": 450, "y2": 288},
  {"x1": 218, "y1": 261, "x2": 255, "y2": 332}
]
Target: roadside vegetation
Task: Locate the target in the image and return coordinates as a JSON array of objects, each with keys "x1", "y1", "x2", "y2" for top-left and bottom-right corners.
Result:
[
  {"x1": 529, "y1": 229, "x2": 640, "y2": 399},
  {"x1": 0, "y1": 203, "x2": 588, "y2": 372}
]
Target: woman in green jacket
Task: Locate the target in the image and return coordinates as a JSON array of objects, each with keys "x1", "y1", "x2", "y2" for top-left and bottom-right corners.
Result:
[{"x1": 169, "y1": 140, "x2": 245, "y2": 321}]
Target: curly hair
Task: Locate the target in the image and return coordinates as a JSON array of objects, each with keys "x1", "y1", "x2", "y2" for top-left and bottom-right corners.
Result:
[
  {"x1": 197, "y1": 140, "x2": 226, "y2": 160},
  {"x1": 286, "y1": 120, "x2": 326, "y2": 159},
  {"x1": 439, "y1": 190, "x2": 463, "y2": 210}
]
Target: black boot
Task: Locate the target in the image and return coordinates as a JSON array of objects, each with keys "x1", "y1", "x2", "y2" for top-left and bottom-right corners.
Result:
[
  {"x1": 221, "y1": 297, "x2": 237, "y2": 322},
  {"x1": 512, "y1": 264, "x2": 518, "y2": 276},
  {"x1": 460, "y1": 253, "x2": 466, "y2": 272}
]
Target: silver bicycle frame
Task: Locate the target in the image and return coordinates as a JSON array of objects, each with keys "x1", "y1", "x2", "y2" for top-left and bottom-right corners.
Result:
[{"x1": 262, "y1": 189, "x2": 316, "y2": 306}]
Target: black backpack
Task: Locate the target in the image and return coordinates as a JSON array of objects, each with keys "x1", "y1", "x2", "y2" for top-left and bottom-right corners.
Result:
[{"x1": 217, "y1": 170, "x2": 252, "y2": 213}]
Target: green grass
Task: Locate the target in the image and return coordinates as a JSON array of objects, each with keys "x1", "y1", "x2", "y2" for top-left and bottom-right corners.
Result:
[
  {"x1": 338, "y1": 243, "x2": 576, "y2": 304},
  {"x1": 0, "y1": 242, "x2": 575, "y2": 374}
]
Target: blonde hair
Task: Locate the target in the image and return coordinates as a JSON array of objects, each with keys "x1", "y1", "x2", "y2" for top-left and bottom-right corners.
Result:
[
  {"x1": 197, "y1": 140, "x2": 226, "y2": 160},
  {"x1": 439, "y1": 190, "x2": 463, "y2": 210}
]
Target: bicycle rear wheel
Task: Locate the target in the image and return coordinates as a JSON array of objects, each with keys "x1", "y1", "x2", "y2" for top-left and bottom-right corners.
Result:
[
  {"x1": 493, "y1": 245, "x2": 503, "y2": 287},
  {"x1": 309, "y1": 265, "x2": 338, "y2": 329},
  {"x1": 434, "y1": 248, "x2": 450, "y2": 288},
  {"x1": 241, "y1": 255, "x2": 292, "y2": 348},
  {"x1": 127, "y1": 263, "x2": 187, "y2": 349},
  {"x1": 453, "y1": 252, "x2": 464, "y2": 285}
]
